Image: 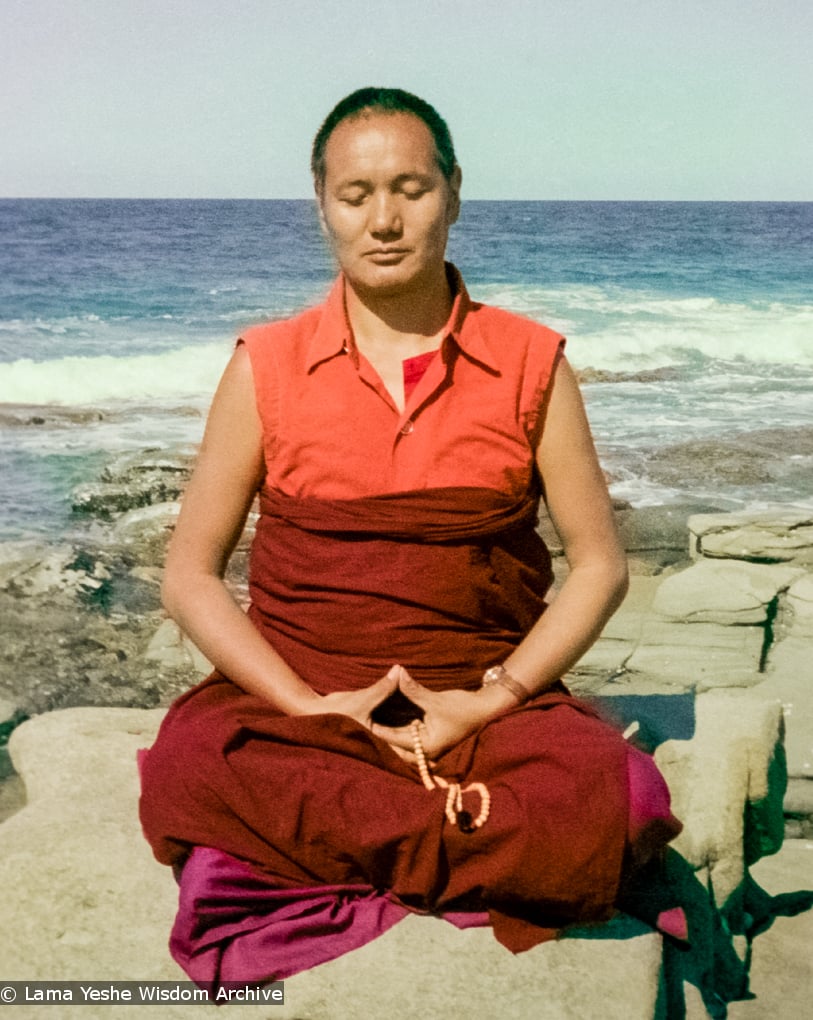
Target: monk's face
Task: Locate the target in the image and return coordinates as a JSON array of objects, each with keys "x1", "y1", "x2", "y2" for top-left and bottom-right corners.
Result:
[{"x1": 318, "y1": 111, "x2": 460, "y2": 298}]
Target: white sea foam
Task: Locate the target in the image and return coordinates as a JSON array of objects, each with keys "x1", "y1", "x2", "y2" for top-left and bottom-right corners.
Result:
[
  {"x1": 0, "y1": 343, "x2": 230, "y2": 405},
  {"x1": 473, "y1": 284, "x2": 813, "y2": 371}
]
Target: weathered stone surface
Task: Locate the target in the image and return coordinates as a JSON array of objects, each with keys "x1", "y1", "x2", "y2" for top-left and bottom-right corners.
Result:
[
  {"x1": 110, "y1": 502, "x2": 182, "y2": 566},
  {"x1": 624, "y1": 618, "x2": 764, "y2": 690},
  {"x1": 783, "y1": 778, "x2": 813, "y2": 816},
  {"x1": 71, "y1": 448, "x2": 195, "y2": 517},
  {"x1": 577, "y1": 673, "x2": 696, "y2": 698},
  {"x1": 725, "y1": 840, "x2": 813, "y2": 1020},
  {"x1": 281, "y1": 911, "x2": 662, "y2": 1020},
  {"x1": 570, "y1": 576, "x2": 660, "y2": 682},
  {"x1": 72, "y1": 479, "x2": 185, "y2": 516},
  {"x1": 0, "y1": 541, "x2": 108, "y2": 598},
  {"x1": 781, "y1": 573, "x2": 813, "y2": 638},
  {"x1": 0, "y1": 697, "x2": 25, "y2": 784},
  {"x1": 0, "y1": 696, "x2": 19, "y2": 725},
  {"x1": 0, "y1": 708, "x2": 664, "y2": 1020},
  {"x1": 652, "y1": 560, "x2": 803, "y2": 625},
  {"x1": 0, "y1": 541, "x2": 190, "y2": 716},
  {"x1": 0, "y1": 709, "x2": 181, "y2": 994},
  {"x1": 754, "y1": 637, "x2": 813, "y2": 780},
  {"x1": 0, "y1": 403, "x2": 107, "y2": 427},
  {"x1": 640, "y1": 427, "x2": 813, "y2": 503},
  {"x1": 572, "y1": 567, "x2": 781, "y2": 693},
  {"x1": 145, "y1": 618, "x2": 212, "y2": 675},
  {"x1": 689, "y1": 507, "x2": 813, "y2": 566},
  {"x1": 655, "y1": 692, "x2": 786, "y2": 908},
  {"x1": 615, "y1": 503, "x2": 716, "y2": 561},
  {"x1": 112, "y1": 501, "x2": 182, "y2": 544}
]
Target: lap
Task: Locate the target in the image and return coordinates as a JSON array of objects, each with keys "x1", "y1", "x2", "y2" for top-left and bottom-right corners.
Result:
[{"x1": 141, "y1": 675, "x2": 633, "y2": 920}]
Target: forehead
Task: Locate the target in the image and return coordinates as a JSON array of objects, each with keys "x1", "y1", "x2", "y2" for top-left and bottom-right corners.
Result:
[{"x1": 323, "y1": 111, "x2": 440, "y2": 183}]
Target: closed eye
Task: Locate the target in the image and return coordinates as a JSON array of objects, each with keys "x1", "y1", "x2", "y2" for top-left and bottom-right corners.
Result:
[{"x1": 393, "y1": 174, "x2": 434, "y2": 200}]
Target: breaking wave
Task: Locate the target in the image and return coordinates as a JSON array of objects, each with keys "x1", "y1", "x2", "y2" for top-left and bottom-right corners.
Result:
[{"x1": 0, "y1": 344, "x2": 230, "y2": 405}]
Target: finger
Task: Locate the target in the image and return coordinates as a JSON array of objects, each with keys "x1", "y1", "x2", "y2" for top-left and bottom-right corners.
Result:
[
  {"x1": 386, "y1": 744, "x2": 417, "y2": 764},
  {"x1": 372, "y1": 724, "x2": 417, "y2": 750},
  {"x1": 362, "y1": 670, "x2": 400, "y2": 710},
  {"x1": 396, "y1": 670, "x2": 433, "y2": 707},
  {"x1": 375, "y1": 666, "x2": 402, "y2": 689}
]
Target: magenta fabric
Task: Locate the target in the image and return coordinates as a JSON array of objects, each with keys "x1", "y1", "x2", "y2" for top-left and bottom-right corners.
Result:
[
  {"x1": 169, "y1": 846, "x2": 494, "y2": 991},
  {"x1": 625, "y1": 742, "x2": 683, "y2": 866},
  {"x1": 169, "y1": 848, "x2": 412, "y2": 990}
]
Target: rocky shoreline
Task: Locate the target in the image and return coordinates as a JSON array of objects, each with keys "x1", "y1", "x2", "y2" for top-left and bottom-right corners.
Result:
[{"x1": 0, "y1": 449, "x2": 241, "y2": 720}]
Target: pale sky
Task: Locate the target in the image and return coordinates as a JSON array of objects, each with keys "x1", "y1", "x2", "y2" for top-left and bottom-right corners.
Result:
[{"x1": 1, "y1": 0, "x2": 810, "y2": 200}]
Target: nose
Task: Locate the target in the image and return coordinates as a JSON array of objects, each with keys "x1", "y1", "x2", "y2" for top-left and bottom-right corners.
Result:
[{"x1": 368, "y1": 190, "x2": 402, "y2": 238}]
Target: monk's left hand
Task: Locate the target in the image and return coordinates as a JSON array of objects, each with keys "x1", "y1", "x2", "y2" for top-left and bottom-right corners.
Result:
[{"x1": 372, "y1": 666, "x2": 517, "y2": 763}]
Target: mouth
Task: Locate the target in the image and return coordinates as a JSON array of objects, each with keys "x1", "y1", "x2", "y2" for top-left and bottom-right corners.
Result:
[{"x1": 364, "y1": 247, "x2": 411, "y2": 262}]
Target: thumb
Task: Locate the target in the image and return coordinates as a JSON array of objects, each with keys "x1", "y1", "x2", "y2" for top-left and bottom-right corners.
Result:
[
  {"x1": 369, "y1": 667, "x2": 400, "y2": 696},
  {"x1": 397, "y1": 668, "x2": 432, "y2": 707}
]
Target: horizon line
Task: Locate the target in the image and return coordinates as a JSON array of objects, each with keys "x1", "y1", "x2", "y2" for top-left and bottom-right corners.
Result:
[{"x1": 1, "y1": 195, "x2": 811, "y2": 204}]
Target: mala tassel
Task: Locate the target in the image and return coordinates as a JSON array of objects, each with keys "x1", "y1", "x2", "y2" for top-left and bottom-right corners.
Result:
[{"x1": 409, "y1": 720, "x2": 491, "y2": 832}]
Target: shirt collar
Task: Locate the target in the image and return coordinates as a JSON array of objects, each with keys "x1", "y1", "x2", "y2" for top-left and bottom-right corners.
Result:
[{"x1": 305, "y1": 263, "x2": 500, "y2": 374}]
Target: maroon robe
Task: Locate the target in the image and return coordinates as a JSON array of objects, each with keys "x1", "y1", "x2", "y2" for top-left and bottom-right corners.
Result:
[{"x1": 139, "y1": 486, "x2": 680, "y2": 952}]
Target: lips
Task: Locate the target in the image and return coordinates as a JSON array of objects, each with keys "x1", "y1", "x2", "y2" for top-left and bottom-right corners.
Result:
[{"x1": 364, "y1": 247, "x2": 410, "y2": 258}]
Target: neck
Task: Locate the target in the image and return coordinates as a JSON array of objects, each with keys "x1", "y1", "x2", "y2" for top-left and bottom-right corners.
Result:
[{"x1": 344, "y1": 267, "x2": 453, "y2": 355}]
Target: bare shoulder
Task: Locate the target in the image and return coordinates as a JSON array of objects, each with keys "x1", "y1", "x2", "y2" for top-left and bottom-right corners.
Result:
[
  {"x1": 536, "y1": 355, "x2": 595, "y2": 464},
  {"x1": 535, "y1": 355, "x2": 623, "y2": 559},
  {"x1": 166, "y1": 347, "x2": 265, "y2": 576},
  {"x1": 195, "y1": 344, "x2": 264, "y2": 464}
]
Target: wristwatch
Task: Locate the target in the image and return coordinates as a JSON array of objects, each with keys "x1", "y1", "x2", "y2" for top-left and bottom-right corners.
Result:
[{"x1": 481, "y1": 665, "x2": 532, "y2": 704}]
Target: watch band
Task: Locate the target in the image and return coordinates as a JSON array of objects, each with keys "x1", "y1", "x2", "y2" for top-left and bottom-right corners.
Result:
[{"x1": 481, "y1": 664, "x2": 532, "y2": 704}]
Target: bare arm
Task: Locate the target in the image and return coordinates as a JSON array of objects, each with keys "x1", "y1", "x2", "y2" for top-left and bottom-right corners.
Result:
[
  {"x1": 162, "y1": 345, "x2": 397, "y2": 717},
  {"x1": 379, "y1": 355, "x2": 629, "y2": 757},
  {"x1": 499, "y1": 354, "x2": 628, "y2": 690}
]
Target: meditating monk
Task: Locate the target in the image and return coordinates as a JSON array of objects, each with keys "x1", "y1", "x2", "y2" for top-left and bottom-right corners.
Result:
[{"x1": 139, "y1": 87, "x2": 681, "y2": 985}]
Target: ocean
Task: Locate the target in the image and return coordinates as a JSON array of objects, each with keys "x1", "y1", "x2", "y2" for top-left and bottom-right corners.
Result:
[{"x1": 1, "y1": 199, "x2": 811, "y2": 540}]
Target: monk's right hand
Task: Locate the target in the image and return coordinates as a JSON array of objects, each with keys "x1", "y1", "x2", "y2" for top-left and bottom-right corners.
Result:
[{"x1": 294, "y1": 665, "x2": 401, "y2": 733}]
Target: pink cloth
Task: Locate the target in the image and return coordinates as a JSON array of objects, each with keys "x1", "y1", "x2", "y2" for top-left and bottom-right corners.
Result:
[{"x1": 170, "y1": 849, "x2": 412, "y2": 991}]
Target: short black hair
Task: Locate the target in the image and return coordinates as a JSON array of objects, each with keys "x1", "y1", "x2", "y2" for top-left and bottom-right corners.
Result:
[{"x1": 311, "y1": 87, "x2": 457, "y2": 190}]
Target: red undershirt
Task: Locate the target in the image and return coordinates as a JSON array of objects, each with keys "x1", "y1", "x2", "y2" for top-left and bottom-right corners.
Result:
[{"x1": 402, "y1": 351, "x2": 438, "y2": 401}]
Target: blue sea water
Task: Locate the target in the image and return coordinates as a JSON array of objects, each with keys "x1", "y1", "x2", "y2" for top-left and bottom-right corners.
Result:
[{"x1": 1, "y1": 199, "x2": 812, "y2": 539}]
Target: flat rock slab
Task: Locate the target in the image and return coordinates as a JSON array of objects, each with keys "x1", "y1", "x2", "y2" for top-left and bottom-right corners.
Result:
[
  {"x1": 652, "y1": 560, "x2": 803, "y2": 625},
  {"x1": 782, "y1": 574, "x2": 813, "y2": 638},
  {"x1": 689, "y1": 507, "x2": 813, "y2": 566},
  {"x1": 753, "y1": 637, "x2": 813, "y2": 779},
  {"x1": 625, "y1": 618, "x2": 764, "y2": 690},
  {"x1": 571, "y1": 576, "x2": 661, "y2": 682},
  {"x1": 0, "y1": 707, "x2": 664, "y2": 1020},
  {"x1": 726, "y1": 840, "x2": 813, "y2": 1020}
]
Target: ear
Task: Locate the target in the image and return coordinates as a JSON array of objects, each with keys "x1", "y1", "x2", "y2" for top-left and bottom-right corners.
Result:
[
  {"x1": 314, "y1": 184, "x2": 329, "y2": 236},
  {"x1": 447, "y1": 164, "x2": 462, "y2": 226}
]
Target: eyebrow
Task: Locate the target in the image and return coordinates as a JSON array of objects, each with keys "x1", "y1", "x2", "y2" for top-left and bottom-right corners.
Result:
[
  {"x1": 335, "y1": 172, "x2": 434, "y2": 190},
  {"x1": 392, "y1": 173, "x2": 433, "y2": 186},
  {"x1": 335, "y1": 179, "x2": 372, "y2": 190}
]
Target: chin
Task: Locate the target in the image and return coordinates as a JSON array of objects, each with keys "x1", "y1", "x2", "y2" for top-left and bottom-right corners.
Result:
[
  {"x1": 349, "y1": 268, "x2": 407, "y2": 294},
  {"x1": 351, "y1": 261, "x2": 433, "y2": 297}
]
